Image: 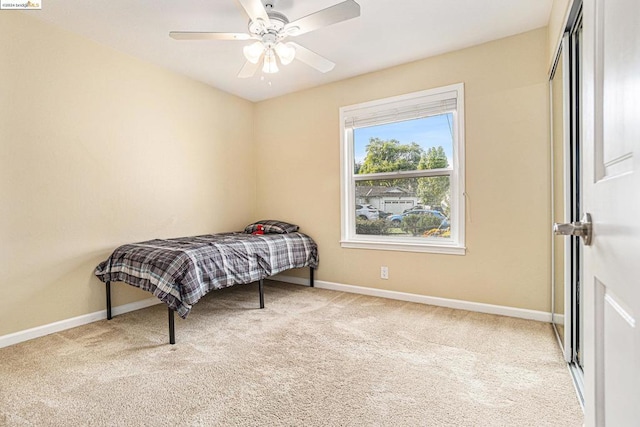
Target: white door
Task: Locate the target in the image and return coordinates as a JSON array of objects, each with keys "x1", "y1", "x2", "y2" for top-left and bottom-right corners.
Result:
[{"x1": 583, "y1": 0, "x2": 640, "y2": 425}]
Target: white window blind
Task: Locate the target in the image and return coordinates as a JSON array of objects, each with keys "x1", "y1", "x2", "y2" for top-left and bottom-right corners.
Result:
[{"x1": 344, "y1": 90, "x2": 458, "y2": 129}]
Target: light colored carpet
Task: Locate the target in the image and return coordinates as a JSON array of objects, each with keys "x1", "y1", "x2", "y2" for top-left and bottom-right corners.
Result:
[{"x1": 0, "y1": 281, "x2": 583, "y2": 426}]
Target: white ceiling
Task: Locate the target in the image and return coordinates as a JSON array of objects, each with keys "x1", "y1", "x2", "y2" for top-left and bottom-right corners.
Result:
[{"x1": 31, "y1": 0, "x2": 553, "y2": 102}]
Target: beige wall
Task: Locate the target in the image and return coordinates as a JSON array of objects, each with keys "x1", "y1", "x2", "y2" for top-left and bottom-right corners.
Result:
[
  {"x1": 254, "y1": 28, "x2": 551, "y2": 312},
  {"x1": 1, "y1": 13, "x2": 553, "y2": 338},
  {"x1": 0, "y1": 13, "x2": 255, "y2": 336}
]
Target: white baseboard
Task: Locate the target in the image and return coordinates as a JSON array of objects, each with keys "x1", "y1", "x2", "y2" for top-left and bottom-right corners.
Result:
[
  {"x1": 270, "y1": 274, "x2": 552, "y2": 323},
  {"x1": 0, "y1": 298, "x2": 161, "y2": 349},
  {"x1": 1, "y1": 276, "x2": 552, "y2": 349},
  {"x1": 552, "y1": 313, "x2": 565, "y2": 324}
]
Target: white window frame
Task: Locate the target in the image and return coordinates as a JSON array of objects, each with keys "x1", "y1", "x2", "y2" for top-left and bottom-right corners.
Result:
[{"x1": 339, "y1": 83, "x2": 466, "y2": 255}]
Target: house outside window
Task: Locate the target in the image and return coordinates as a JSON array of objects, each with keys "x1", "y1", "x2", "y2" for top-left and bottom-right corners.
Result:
[{"x1": 340, "y1": 83, "x2": 466, "y2": 255}]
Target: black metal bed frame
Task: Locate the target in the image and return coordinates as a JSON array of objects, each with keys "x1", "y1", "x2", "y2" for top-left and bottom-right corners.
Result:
[{"x1": 105, "y1": 267, "x2": 315, "y2": 345}]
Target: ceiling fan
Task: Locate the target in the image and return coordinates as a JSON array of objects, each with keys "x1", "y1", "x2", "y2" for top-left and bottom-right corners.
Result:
[{"x1": 169, "y1": 0, "x2": 361, "y2": 78}]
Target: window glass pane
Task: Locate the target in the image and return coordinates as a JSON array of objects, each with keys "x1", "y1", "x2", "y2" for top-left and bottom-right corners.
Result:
[
  {"x1": 354, "y1": 113, "x2": 453, "y2": 175},
  {"x1": 355, "y1": 177, "x2": 451, "y2": 239}
]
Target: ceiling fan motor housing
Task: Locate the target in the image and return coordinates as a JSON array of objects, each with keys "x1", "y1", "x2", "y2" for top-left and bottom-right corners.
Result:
[{"x1": 248, "y1": 9, "x2": 289, "y2": 37}]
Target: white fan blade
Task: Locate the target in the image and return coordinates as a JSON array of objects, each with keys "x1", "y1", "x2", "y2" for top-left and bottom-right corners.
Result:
[
  {"x1": 238, "y1": 60, "x2": 260, "y2": 78},
  {"x1": 235, "y1": 0, "x2": 270, "y2": 24},
  {"x1": 289, "y1": 42, "x2": 335, "y2": 73},
  {"x1": 284, "y1": 0, "x2": 360, "y2": 36},
  {"x1": 170, "y1": 32, "x2": 253, "y2": 41}
]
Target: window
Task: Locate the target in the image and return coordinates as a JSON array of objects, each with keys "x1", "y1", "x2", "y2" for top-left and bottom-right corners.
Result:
[{"x1": 340, "y1": 84, "x2": 465, "y2": 254}]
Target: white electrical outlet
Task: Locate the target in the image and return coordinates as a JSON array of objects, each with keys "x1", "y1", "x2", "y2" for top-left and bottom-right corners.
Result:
[{"x1": 381, "y1": 266, "x2": 389, "y2": 280}]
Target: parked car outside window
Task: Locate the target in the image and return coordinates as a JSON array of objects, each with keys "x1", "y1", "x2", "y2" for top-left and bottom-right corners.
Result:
[
  {"x1": 402, "y1": 205, "x2": 425, "y2": 214},
  {"x1": 355, "y1": 204, "x2": 379, "y2": 220},
  {"x1": 387, "y1": 209, "x2": 449, "y2": 228}
]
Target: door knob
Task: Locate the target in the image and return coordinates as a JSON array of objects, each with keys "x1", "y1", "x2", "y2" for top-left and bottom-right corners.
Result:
[{"x1": 554, "y1": 213, "x2": 592, "y2": 246}]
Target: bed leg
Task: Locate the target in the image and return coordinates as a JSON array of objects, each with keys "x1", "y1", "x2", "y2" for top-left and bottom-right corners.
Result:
[
  {"x1": 168, "y1": 308, "x2": 176, "y2": 345},
  {"x1": 106, "y1": 281, "x2": 112, "y2": 320},
  {"x1": 259, "y1": 279, "x2": 265, "y2": 309},
  {"x1": 310, "y1": 267, "x2": 315, "y2": 287}
]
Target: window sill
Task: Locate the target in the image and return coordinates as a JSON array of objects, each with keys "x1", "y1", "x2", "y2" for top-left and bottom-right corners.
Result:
[{"x1": 340, "y1": 239, "x2": 466, "y2": 255}]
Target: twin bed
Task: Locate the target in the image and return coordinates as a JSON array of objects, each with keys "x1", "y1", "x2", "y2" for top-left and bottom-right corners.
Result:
[{"x1": 95, "y1": 221, "x2": 319, "y2": 344}]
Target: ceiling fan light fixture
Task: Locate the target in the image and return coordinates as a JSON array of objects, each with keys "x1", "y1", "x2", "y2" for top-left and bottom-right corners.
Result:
[
  {"x1": 262, "y1": 49, "x2": 279, "y2": 73},
  {"x1": 243, "y1": 41, "x2": 265, "y2": 64},
  {"x1": 275, "y1": 42, "x2": 296, "y2": 65}
]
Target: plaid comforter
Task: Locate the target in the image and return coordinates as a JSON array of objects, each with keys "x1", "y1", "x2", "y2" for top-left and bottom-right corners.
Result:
[{"x1": 94, "y1": 232, "x2": 319, "y2": 318}]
